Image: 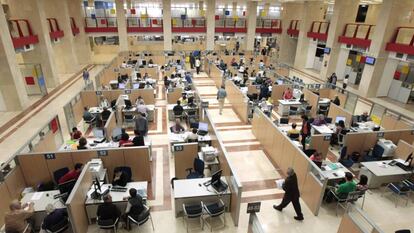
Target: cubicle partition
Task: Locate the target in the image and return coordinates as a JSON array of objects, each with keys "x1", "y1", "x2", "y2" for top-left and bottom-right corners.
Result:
[
  {"x1": 319, "y1": 88, "x2": 346, "y2": 109},
  {"x1": 209, "y1": 63, "x2": 224, "y2": 88},
  {"x1": 309, "y1": 135, "x2": 331, "y2": 159},
  {"x1": 17, "y1": 146, "x2": 151, "y2": 187},
  {"x1": 380, "y1": 112, "x2": 413, "y2": 130},
  {"x1": 336, "y1": 205, "x2": 385, "y2": 233},
  {"x1": 251, "y1": 108, "x2": 327, "y2": 215},
  {"x1": 103, "y1": 111, "x2": 117, "y2": 141},
  {"x1": 203, "y1": 109, "x2": 243, "y2": 226},
  {"x1": 167, "y1": 87, "x2": 183, "y2": 104},
  {"x1": 303, "y1": 89, "x2": 319, "y2": 118},
  {"x1": 173, "y1": 143, "x2": 199, "y2": 179},
  {"x1": 271, "y1": 84, "x2": 292, "y2": 106},
  {"x1": 225, "y1": 80, "x2": 249, "y2": 123},
  {"x1": 327, "y1": 103, "x2": 353, "y2": 126}
]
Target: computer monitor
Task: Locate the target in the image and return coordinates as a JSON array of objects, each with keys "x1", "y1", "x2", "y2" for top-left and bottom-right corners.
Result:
[
  {"x1": 118, "y1": 83, "x2": 126, "y2": 89},
  {"x1": 133, "y1": 83, "x2": 140, "y2": 89},
  {"x1": 198, "y1": 122, "x2": 208, "y2": 132},
  {"x1": 124, "y1": 99, "x2": 132, "y2": 109},
  {"x1": 211, "y1": 170, "x2": 222, "y2": 186},
  {"x1": 111, "y1": 127, "x2": 122, "y2": 141},
  {"x1": 313, "y1": 161, "x2": 323, "y2": 169},
  {"x1": 335, "y1": 116, "x2": 346, "y2": 124},
  {"x1": 93, "y1": 128, "x2": 105, "y2": 139}
]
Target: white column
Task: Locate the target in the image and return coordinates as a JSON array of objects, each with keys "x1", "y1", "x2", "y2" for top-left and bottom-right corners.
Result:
[
  {"x1": 162, "y1": 0, "x2": 172, "y2": 51},
  {"x1": 115, "y1": 0, "x2": 128, "y2": 52},
  {"x1": 206, "y1": 0, "x2": 215, "y2": 51},
  {"x1": 245, "y1": 1, "x2": 257, "y2": 51},
  {"x1": 0, "y1": 7, "x2": 29, "y2": 110},
  {"x1": 232, "y1": 1, "x2": 237, "y2": 16}
]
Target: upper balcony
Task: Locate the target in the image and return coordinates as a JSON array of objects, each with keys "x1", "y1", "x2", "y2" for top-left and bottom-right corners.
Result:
[
  {"x1": 215, "y1": 17, "x2": 247, "y2": 33},
  {"x1": 338, "y1": 23, "x2": 375, "y2": 48},
  {"x1": 172, "y1": 17, "x2": 206, "y2": 33},
  {"x1": 8, "y1": 19, "x2": 39, "y2": 49},
  {"x1": 46, "y1": 18, "x2": 64, "y2": 40},
  {"x1": 70, "y1": 17, "x2": 80, "y2": 36},
  {"x1": 385, "y1": 27, "x2": 414, "y2": 55},
  {"x1": 287, "y1": 20, "x2": 300, "y2": 37},
  {"x1": 127, "y1": 17, "x2": 163, "y2": 33},
  {"x1": 84, "y1": 17, "x2": 118, "y2": 33},
  {"x1": 256, "y1": 19, "x2": 282, "y2": 34},
  {"x1": 307, "y1": 21, "x2": 329, "y2": 41}
]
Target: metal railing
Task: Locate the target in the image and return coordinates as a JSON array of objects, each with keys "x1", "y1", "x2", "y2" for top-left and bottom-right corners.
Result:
[
  {"x1": 215, "y1": 18, "x2": 247, "y2": 28},
  {"x1": 342, "y1": 23, "x2": 375, "y2": 40},
  {"x1": 256, "y1": 18, "x2": 281, "y2": 29},
  {"x1": 127, "y1": 17, "x2": 163, "y2": 28},
  {"x1": 172, "y1": 17, "x2": 206, "y2": 28},
  {"x1": 85, "y1": 16, "x2": 117, "y2": 28}
]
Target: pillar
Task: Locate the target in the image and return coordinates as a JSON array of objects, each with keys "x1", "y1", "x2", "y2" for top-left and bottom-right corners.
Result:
[
  {"x1": 206, "y1": 0, "x2": 215, "y2": 51},
  {"x1": 67, "y1": 0, "x2": 92, "y2": 64},
  {"x1": 278, "y1": 2, "x2": 304, "y2": 65},
  {"x1": 359, "y1": 0, "x2": 414, "y2": 97},
  {"x1": 126, "y1": 0, "x2": 132, "y2": 9},
  {"x1": 293, "y1": 1, "x2": 325, "y2": 70},
  {"x1": 0, "y1": 6, "x2": 29, "y2": 111},
  {"x1": 232, "y1": 2, "x2": 237, "y2": 17},
  {"x1": 245, "y1": 1, "x2": 257, "y2": 51},
  {"x1": 162, "y1": 0, "x2": 172, "y2": 51},
  {"x1": 9, "y1": 0, "x2": 60, "y2": 88},
  {"x1": 199, "y1": 1, "x2": 204, "y2": 11},
  {"x1": 115, "y1": 0, "x2": 128, "y2": 52},
  {"x1": 50, "y1": 0, "x2": 80, "y2": 74},
  {"x1": 319, "y1": 0, "x2": 359, "y2": 81}
]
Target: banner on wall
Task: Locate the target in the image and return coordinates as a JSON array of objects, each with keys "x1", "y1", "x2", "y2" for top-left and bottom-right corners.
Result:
[
  {"x1": 346, "y1": 59, "x2": 352, "y2": 66},
  {"x1": 401, "y1": 65, "x2": 410, "y2": 74},
  {"x1": 25, "y1": 77, "x2": 35, "y2": 85},
  {"x1": 50, "y1": 118, "x2": 59, "y2": 133},
  {"x1": 110, "y1": 8, "x2": 116, "y2": 15},
  {"x1": 130, "y1": 8, "x2": 136, "y2": 15},
  {"x1": 356, "y1": 55, "x2": 361, "y2": 62},
  {"x1": 225, "y1": 10, "x2": 230, "y2": 16},
  {"x1": 200, "y1": 10, "x2": 205, "y2": 16},
  {"x1": 394, "y1": 71, "x2": 401, "y2": 80},
  {"x1": 233, "y1": 16, "x2": 239, "y2": 22},
  {"x1": 260, "y1": 10, "x2": 267, "y2": 17}
]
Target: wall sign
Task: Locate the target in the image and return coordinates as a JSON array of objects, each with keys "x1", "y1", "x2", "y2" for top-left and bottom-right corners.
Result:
[
  {"x1": 377, "y1": 132, "x2": 385, "y2": 138},
  {"x1": 95, "y1": 91, "x2": 102, "y2": 96},
  {"x1": 201, "y1": 101, "x2": 209, "y2": 108},
  {"x1": 323, "y1": 135, "x2": 331, "y2": 141},
  {"x1": 44, "y1": 153, "x2": 56, "y2": 160},
  {"x1": 174, "y1": 145, "x2": 184, "y2": 152},
  {"x1": 124, "y1": 89, "x2": 132, "y2": 94},
  {"x1": 97, "y1": 150, "x2": 108, "y2": 157},
  {"x1": 246, "y1": 202, "x2": 261, "y2": 214}
]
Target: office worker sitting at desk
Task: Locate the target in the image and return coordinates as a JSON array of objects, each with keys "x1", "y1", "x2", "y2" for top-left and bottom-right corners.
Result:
[
  {"x1": 187, "y1": 128, "x2": 199, "y2": 142},
  {"x1": 83, "y1": 107, "x2": 94, "y2": 121},
  {"x1": 59, "y1": 163, "x2": 83, "y2": 184},
  {"x1": 287, "y1": 123, "x2": 300, "y2": 140},
  {"x1": 283, "y1": 87, "x2": 294, "y2": 100},
  {"x1": 170, "y1": 119, "x2": 185, "y2": 133},
  {"x1": 310, "y1": 152, "x2": 323, "y2": 163},
  {"x1": 123, "y1": 188, "x2": 145, "y2": 230},
  {"x1": 77, "y1": 137, "x2": 88, "y2": 150},
  {"x1": 112, "y1": 167, "x2": 128, "y2": 187},
  {"x1": 173, "y1": 100, "x2": 184, "y2": 117},
  {"x1": 123, "y1": 130, "x2": 145, "y2": 147},
  {"x1": 179, "y1": 95, "x2": 188, "y2": 106},
  {"x1": 119, "y1": 131, "x2": 131, "y2": 147},
  {"x1": 5, "y1": 200, "x2": 34, "y2": 233},
  {"x1": 70, "y1": 127, "x2": 82, "y2": 140},
  {"x1": 360, "y1": 111, "x2": 371, "y2": 122},
  {"x1": 97, "y1": 194, "x2": 121, "y2": 227},
  {"x1": 42, "y1": 204, "x2": 68, "y2": 232},
  {"x1": 312, "y1": 114, "x2": 327, "y2": 126},
  {"x1": 326, "y1": 172, "x2": 356, "y2": 202}
]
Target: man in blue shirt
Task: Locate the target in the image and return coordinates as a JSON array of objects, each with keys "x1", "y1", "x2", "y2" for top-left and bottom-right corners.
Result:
[{"x1": 82, "y1": 69, "x2": 89, "y2": 85}]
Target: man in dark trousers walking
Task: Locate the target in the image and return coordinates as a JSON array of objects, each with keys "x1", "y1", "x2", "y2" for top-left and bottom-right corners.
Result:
[{"x1": 273, "y1": 167, "x2": 304, "y2": 221}]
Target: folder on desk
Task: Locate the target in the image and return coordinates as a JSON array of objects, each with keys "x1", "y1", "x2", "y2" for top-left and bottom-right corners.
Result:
[{"x1": 328, "y1": 163, "x2": 338, "y2": 170}]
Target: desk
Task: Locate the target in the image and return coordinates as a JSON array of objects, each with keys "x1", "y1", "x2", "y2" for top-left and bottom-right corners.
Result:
[
  {"x1": 173, "y1": 178, "x2": 231, "y2": 217},
  {"x1": 318, "y1": 98, "x2": 331, "y2": 106},
  {"x1": 21, "y1": 190, "x2": 66, "y2": 230},
  {"x1": 321, "y1": 162, "x2": 351, "y2": 181},
  {"x1": 278, "y1": 99, "x2": 302, "y2": 116},
  {"x1": 312, "y1": 124, "x2": 334, "y2": 135},
  {"x1": 85, "y1": 182, "x2": 147, "y2": 223},
  {"x1": 121, "y1": 105, "x2": 155, "y2": 122},
  {"x1": 360, "y1": 160, "x2": 412, "y2": 188},
  {"x1": 169, "y1": 132, "x2": 212, "y2": 146}
]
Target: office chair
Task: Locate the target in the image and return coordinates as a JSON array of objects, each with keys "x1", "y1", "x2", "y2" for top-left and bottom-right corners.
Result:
[
  {"x1": 183, "y1": 202, "x2": 204, "y2": 232},
  {"x1": 337, "y1": 133, "x2": 346, "y2": 148},
  {"x1": 201, "y1": 199, "x2": 226, "y2": 232},
  {"x1": 113, "y1": 166, "x2": 132, "y2": 182},
  {"x1": 301, "y1": 105, "x2": 312, "y2": 116},
  {"x1": 186, "y1": 158, "x2": 205, "y2": 179},
  {"x1": 304, "y1": 149, "x2": 317, "y2": 157},
  {"x1": 288, "y1": 106, "x2": 298, "y2": 116},
  {"x1": 44, "y1": 217, "x2": 69, "y2": 233},
  {"x1": 338, "y1": 146, "x2": 354, "y2": 168},
  {"x1": 318, "y1": 105, "x2": 329, "y2": 115},
  {"x1": 384, "y1": 182, "x2": 410, "y2": 207},
  {"x1": 289, "y1": 133, "x2": 300, "y2": 141},
  {"x1": 127, "y1": 205, "x2": 155, "y2": 231},
  {"x1": 123, "y1": 114, "x2": 135, "y2": 128},
  {"x1": 279, "y1": 117, "x2": 289, "y2": 125},
  {"x1": 53, "y1": 167, "x2": 69, "y2": 184},
  {"x1": 97, "y1": 217, "x2": 119, "y2": 233},
  {"x1": 363, "y1": 144, "x2": 384, "y2": 162}
]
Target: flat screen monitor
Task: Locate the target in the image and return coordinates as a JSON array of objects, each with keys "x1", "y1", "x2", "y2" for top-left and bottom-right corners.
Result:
[
  {"x1": 133, "y1": 83, "x2": 140, "y2": 89},
  {"x1": 198, "y1": 122, "x2": 208, "y2": 132},
  {"x1": 112, "y1": 127, "x2": 122, "y2": 139},
  {"x1": 118, "y1": 83, "x2": 126, "y2": 89},
  {"x1": 324, "y1": 47, "x2": 331, "y2": 54},
  {"x1": 93, "y1": 128, "x2": 104, "y2": 138},
  {"x1": 335, "y1": 116, "x2": 346, "y2": 124},
  {"x1": 405, "y1": 153, "x2": 413, "y2": 165},
  {"x1": 124, "y1": 99, "x2": 132, "y2": 109},
  {"x1": 276, "y1": 79, "x2": 284, "y2": 85},
  {"x1": 94, "y1": 177, "x2": 101, "y2": 191},
  {"x1": 365, "y1": 56, "x2": 376, "y2": 65},
  {"x1": 142, "y1": 60, "x2": 147, "y2": 66},
  {"x1": 211, "y1": 169, "x2": 222, "y2": 186}
]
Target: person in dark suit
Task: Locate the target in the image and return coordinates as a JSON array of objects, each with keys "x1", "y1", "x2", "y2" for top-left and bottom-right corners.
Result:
[
  {"x1": 273, "y1": 167, "x2": 304, "y2": 221},
  {"x1": 97, "y1": 194, "x2": 121, "y2": 227},
  {"x1": 42, "y1": 204, "x2": 68, "y2": 231}
]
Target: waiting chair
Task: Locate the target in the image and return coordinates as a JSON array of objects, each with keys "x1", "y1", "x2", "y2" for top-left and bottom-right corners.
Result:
[
  {"x1": 186, "y1": 158, "x2": 205, "y2": 179},
  {"x1": 301, "y1": 105, "x2": 312, "y2": 116},
  {"x1": 363, "y1": 144, "x2": 384, "y2": 162},
  {"x1": 288, "y1": 106, "x2": 298, "y2": 116},
  {"x1": 289, "y1": 133, "x2": 300, "y2": 141},
  {"x1": 202, "y1": 199, "x2": 226, "y2": 232},
  {"x1": 97, "y1": 217, "x2": 119, "y2": 233},
  {"x1": 318, "y1": 105, "x2": 329, "y2": 115},
  {"x1": 53, "y1": 167, "x2": 69, "y2": 184},
  {"x1": 183, "y1": 203, "x2": 204, "y2": 233},
  {"x1": 383, "y1": 182, "x2": 410, "y2": 207},
  {"x1": 279, "y1": 117, "x2": 289, "y2": 125},
  {"x1": 127, "y1": 206, "x2": 154, "y2": 232},
  {"x1": 325, "y1": 117, "x2": 333, "y2": 124},
  {"x1": 113, "y1": 166, "x2": 132, "y2": 183},
  {"x1": 123, "y1": 114, "x2": 135, "y2": 128},
  {"x1": 338, "y1": 133, "x2": 346, "y2": 148},
  {"x1": 339, "y1": 147, "x2": 354, "y2": 168},
  {"x1": 44, "y1": 217, "x2": 69, "y2": 233},
  {"x1": 327, "y1": 189, "x2": 365, "y2": 216}
]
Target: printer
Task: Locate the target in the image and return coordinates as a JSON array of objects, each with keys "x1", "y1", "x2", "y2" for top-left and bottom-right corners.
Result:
[
  {"x1": 201, "y1": 146, "x2": 217, "y2": 162},
  {"x1": 89, "y1": 159, "x2": 104, "y2": 180},
  {"x1": 378, "y1": 139, "x2": 397, "y2": 157}
]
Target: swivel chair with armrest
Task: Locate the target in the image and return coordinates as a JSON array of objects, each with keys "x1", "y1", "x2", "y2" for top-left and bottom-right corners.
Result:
[
  {"x1": 113, "y1": 166, "x2": 132, "y2": 183},
  {"x1": 186, "y1": 158, "x2": 205, "y2": 179},
  {"x1": 339, "y1": 146, "x2": 354, "y2": 168},
  {"x1": 53, "y1": 167, "x2": 69, "y2": 185},
  {"x1": 363, "y1": 144, "x2": 384, "y2": 162}
]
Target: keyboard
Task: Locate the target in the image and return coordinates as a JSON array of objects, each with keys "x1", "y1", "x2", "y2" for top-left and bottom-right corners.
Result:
[
  {"x1": 396, "y1": 162, "x2": 412, "y2": 172},
  {"x1": 111, "y1": 187, "x2": 127, "y2": 192}
]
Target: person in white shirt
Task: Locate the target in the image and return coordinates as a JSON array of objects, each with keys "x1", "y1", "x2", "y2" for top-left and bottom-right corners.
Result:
[
  {"x1": 100, "y1": 97, "x2": 110, "y2": 108},
  {"x1": 136, "y1": 100, "x2": 148, "y2": 115},
  {"x1": 195, "y1": 58, "x2": 201, "y2": 74},
  {"x1": 259, "y1": 60, "x2": 265, "y2": 70},
  {"x1": 186, "y1": 128, "x2": 199, "y2": 142},
  {"x1": 121, "y1": 61, "x2": 127, "y2": 68}
]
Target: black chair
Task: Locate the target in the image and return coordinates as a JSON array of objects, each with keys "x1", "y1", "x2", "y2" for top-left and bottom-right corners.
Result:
[
  {"x1": 363, "y1": 144, "x2": 384, "y2": 162},
  {"x1": 186, "y1": 158, "x2": 205, "y2": 179},
  {"x1": 288, "y1": 106, "x2": 298, "y2": 116},
  {"x1": 127, "y1": 205, "x2": 154, "y2": 231},
  {"x1": 318, "y1": 105, "x2": 329, "y2": 115},
  {"x1": 302, "y1": 105, "x2": 312, "y2": 115},
  {"x1": 97, "y1": 217, "x2": 119, "y2": 233},
  {"x1": 188, "y1": 139, "x2": 198, "y2": 143},
  {"x1": 44, "y1": 217, "x2": 69, "y2": 233},
  {"x1": 339, "y1": 146, "x2": 354, "y2": 168},
  {"x1": 289, "y1": 133, "x2": 300, "y2": 141},
  {"x1": 202, "y1": 199, "x2": 226, "y2": 232},
  {"x1": 183, "y1": 203, "x2": 204, "y2": 232},
  {"x1": 53, "y1": 167, "x2": 69, "y2": 184},
  {"x1": 325, "y1": 117, "x2": 333, "y2": 124},
  {"x1": 114, "y1": 166, "x2": 132, "y2": 182},
  {"x1": 304, "y1": 149, "x2": 317, "y2": 157},
  {"x1": 279, "y1": 117, "x2": 289, "y2": 124}
]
